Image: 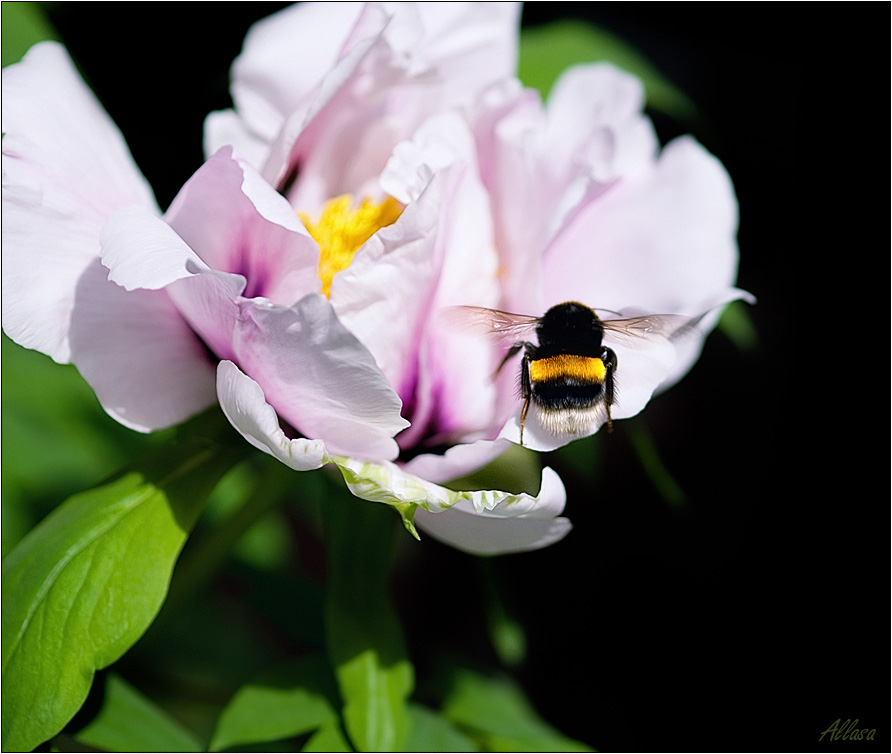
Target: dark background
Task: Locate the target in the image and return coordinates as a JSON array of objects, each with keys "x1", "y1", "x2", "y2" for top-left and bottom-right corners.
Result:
[{"x1": 40, "y1": 3, "x2": 888, "y2": 752}]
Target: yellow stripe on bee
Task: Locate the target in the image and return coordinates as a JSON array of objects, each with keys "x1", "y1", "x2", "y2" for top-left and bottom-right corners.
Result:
[{"x1": 529, "y1": 354, "x2": 606, "y2": 383}]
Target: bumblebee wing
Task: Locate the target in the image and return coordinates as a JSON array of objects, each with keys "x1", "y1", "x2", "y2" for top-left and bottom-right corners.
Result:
[
  {"x1": 443, "y1": 305, "x2": 540, "y2": 345},
  {"x1": 601, "y1": 312, "x2": 706, "y2": 345}
]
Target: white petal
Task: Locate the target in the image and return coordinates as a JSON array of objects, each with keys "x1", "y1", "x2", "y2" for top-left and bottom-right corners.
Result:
[
  {"x1": 545, "y1": 63, "x2": 658, "y2": 182},
  {"x1": 413, "y1": 468, "x2": 571, "y2": 555},
  {"x1": 101, "y1": 205, "x2": 212, "y2": 291},
  {"x1": 414, "y1": 505, "x2": 572, "y2": 556},
  {"x1": 402, "y1": 438, "x2": 514, "y2": 485},
  {"x1": 1, "y1": 42, "x2": 156, "y2": 362},
  {"x1": 407, "y1": 3, "x2": 520, "y2": 93},
  {"x1": 334, "y1": 455, "x2": 565, "y2": 514},
  {"x1": 204, "y1": 109, "x2": 271, "y2": 171},
  {"x1": 216, "y1": 361, "x2": 329, "y2": 471},
  {"x1": 330, "y1": 457, "x2": 569, "y2": 554}
]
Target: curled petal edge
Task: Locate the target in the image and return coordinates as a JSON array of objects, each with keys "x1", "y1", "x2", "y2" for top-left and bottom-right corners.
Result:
[
  {"x1": 217, "y1": 360, "x2": 328, "y2": 472},
  {"x1": 217, "y1": 361, "x2": 569, "y2": 550}
]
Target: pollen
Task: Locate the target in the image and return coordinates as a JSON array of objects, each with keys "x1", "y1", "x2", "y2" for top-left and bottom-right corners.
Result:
[
  {"x1": 530, "y1": 354, "x2": 607, "y2": 383},
  {"x1": 300, "y1": 194, "x2": 403, "y2": 297}
]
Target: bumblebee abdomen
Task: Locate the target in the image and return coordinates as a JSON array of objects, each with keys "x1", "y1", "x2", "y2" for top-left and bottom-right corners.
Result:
[
  {"x1": 528, "y1": 354, "x2": 606, "y2": 384},
  {"x1": 528, "y1": 355, "x2": 608, "y2": 410}
]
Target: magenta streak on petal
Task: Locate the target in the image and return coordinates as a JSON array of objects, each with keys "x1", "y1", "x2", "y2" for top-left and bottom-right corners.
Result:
[
  {"x1": 230, "y1": 244, "x2": 271, "y2": 300},
  {"x1": 397, "y1": 368, "x2": 474, "y2": 454}
]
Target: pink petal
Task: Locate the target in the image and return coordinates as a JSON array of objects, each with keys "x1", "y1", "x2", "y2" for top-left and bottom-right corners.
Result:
[
  {"x1": 165, "y1": 148, "x2": 321, "y2": 306},
  {"x1": 544, "y1": 64, "x2": 658, "y2": 183},
  {"x1": 1, "y1": 42, "x2": 156, "y2": 362},
  {"x1": 219, "y1": 3, "x2": 367, "y2": 149},
  {"x1": 330, "y1": 176, "x2": 441, "y2": 401},
  {"x1": 233, "y1": 295, "x2": 409, "y2": 460},
  {"x1": 542, "y1": 136, "x2": 740, "y2": 316},
  {"x1": 68, "y1": 260, "x2": 216, "y2": 431},
  {"x1": 334, "y1": 123, "x2": 502, "y2": 441},
  {"x1": 99, "y1": 205, "x2": 245, "y2": 363},
  {"x1": 211, "y1": 2, "x2": 520, "y2": 185}
]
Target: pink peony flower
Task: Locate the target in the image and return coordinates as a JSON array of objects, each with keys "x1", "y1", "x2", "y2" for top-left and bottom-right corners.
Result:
[{"x1": 1, "y1": 3, "x2": 745, "y2": 555}]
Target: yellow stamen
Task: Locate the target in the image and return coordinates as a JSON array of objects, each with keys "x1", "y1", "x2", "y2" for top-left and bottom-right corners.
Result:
[
  {"x1": 530, "y1": 354, "x2": 606, "y2": 383},
  {"x1": 300, "y1": 194, "x2": 403, "y2": 297}
]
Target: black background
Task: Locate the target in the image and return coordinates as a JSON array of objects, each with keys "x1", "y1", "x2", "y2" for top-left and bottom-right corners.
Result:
[{"x1": 41, "y1": 3, "x2": 888, "y2": 752}]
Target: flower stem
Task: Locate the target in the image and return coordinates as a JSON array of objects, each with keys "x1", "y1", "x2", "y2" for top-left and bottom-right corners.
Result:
[{"x1": 322, "y1": 491, "x2": 414, "y2": 752}]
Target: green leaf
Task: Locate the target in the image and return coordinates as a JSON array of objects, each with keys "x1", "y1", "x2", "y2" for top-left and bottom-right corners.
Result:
[
  {"x1": 1, "y1": 335, "x2": 170, "y2": 557},
  {"x1": 1, "y1": 1, "x2": 57, "y2": 67},
  {"x1": 324, "y1": 494, "x2": 413, "y2": 752},
  {"x1": 210, "y1": 655, "x2": 339, "y2": 751},
  {"x1": 519, "y1": 20, "x2": 698, "y2": 122},
  {"x1": 303, "y1": 720, "x2": 353, "y2": 752},
  {"x1": 75, "y1": 673, "x2": 203, "y2": 752},
  {"x1": 1, "y1": 437, "x2": 242, "y2": 752},
  {"x1": 442, "y1": 670, "x2": 594, "y2": 752},
  {"x1": 405, "y1": 704, "x2": 478, "y2": 752}
]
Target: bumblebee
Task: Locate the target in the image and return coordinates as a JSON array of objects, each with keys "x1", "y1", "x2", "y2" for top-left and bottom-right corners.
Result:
[{"x1": 452, "y1": 301, "x2": 698, "y2": 446}]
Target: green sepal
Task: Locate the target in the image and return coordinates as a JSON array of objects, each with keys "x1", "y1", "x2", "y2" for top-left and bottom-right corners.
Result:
[{"x1": 395, "y1": 502, "x2": 420, "y2": 540}]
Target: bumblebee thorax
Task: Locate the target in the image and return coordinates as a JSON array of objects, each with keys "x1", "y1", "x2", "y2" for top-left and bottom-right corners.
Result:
[{"x1": 536, "y1": 301, "x2": 604, "y2": 355}]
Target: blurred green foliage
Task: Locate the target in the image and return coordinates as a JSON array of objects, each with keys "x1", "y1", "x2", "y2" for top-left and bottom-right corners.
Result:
[
  {"x1": 519, "y1": 19, "x2": 698, "y2": 122},
  {"x1": 1, "y1": 2, "x2": 57, "y2": 67}
]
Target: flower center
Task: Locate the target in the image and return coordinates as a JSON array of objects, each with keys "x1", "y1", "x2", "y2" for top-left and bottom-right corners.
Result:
[{"x1": 300, "y1": 195, "x2": 403, "y2": 297}]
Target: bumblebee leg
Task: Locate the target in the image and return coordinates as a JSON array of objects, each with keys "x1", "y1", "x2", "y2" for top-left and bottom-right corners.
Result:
[
  {"x1": 520, "y1": 396, "x2": 531, "y2": 446},
  {"x1": 496, "y1": 341, "x2": 534, "y2": 376},
  {"x1": 519, "y1": 353, "x2": 532, "y2": 446},
  {"x1": 602, "y1": 347, "x2": 618, "y2": 433}
]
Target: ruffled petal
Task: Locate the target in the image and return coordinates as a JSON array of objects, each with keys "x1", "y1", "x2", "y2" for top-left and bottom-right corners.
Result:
[
  {"x1": 209, "y1": 3, "x2": 367, "y2": 154},
  {"x1": 208, "y1": 2, "x2": 520, "y2": 182},
  {"x1": 1, "y1": 42, "x2": 156, "y2": 362},
  {"x1": 373, "y1": 112, "x2": 503, "y2": 445},
  {"x1": 216, "y1": 361, "x2": 329, "y2": 471},
  {"x1": 165, "y1": 148, "x2": 321, "y2": 306},
  {"x1": 233, "y1": 294, "x2": 409, "y2": 460},
  {"x1": 204, "y1": 109, "x2": 271, "y2": 173}
]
